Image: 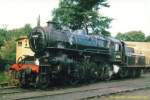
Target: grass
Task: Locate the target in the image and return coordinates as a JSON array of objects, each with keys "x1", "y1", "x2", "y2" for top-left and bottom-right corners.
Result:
[{"x1": 0, "y1": 71, "x2": 11, "y2": 84}]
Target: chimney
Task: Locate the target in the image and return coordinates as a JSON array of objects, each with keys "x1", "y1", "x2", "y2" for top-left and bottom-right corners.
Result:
[{"x1": 37, "y1": 15, "x2": 41, "y2": 27}]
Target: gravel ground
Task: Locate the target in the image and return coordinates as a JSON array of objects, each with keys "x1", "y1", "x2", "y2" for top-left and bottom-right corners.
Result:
[
  {"x1": 89, "y1": 88, "x2": 150, "y2": 100},
  {"x1": 2, "y1": 74, "x2": 150, "y2": 100}
]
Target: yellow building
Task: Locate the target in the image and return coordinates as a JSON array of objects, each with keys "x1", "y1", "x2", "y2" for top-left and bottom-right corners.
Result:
[
  {"x1": 125, "y1": 41, "x2": 150, "y2": 65},
  {"x1": 16, "y1": 36, "x2": 34, "y2": 63}
]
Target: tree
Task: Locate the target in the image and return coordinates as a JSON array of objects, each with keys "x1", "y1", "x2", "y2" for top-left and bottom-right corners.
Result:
[
  {"x1": 0, "y1": 29, "x2": 9, "y2": 47},
  {"x1": 145, "y1": 35, "x2": 150, "y2": 42},
  {"x1": 115, "y1": 32, "x2": 126, "y2": 41},
  {"x1": 9, "y1": 24, "x2": 32, "y2": 38},
  {"x1": 23, "y1": 24, "x2": 32, "y2": 35},
  {"x1": 115, "y1": 31, "x2": 145, "y2": 42},
  {"x1": 52, "y1": 0, "x2": 112, "y2": 36},
  {"x1": 0, "y1": 37, "x2": 16, "y2": 64}
]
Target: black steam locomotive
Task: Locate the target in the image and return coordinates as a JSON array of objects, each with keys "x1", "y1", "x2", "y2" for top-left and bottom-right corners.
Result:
[{"x1": 26, "y1": 21, "x2": 145, "y2": 88}]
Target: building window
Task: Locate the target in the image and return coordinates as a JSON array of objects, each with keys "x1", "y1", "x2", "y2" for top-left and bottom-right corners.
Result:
[
  {"x1": 18, "y1": 42, "x2": 22, "y2": 46},
  {"x1": 25, "y1": 40, "x2": 28, "y2": 47}
]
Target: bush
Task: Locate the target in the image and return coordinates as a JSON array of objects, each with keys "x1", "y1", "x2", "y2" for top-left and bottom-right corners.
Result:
[{"x1": 0, "y1": 71, "x2": 11, "y2": 83}]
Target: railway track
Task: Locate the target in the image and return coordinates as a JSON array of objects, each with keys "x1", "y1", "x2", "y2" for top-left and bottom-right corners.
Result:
[
  {"x1": 0, "y1": 82, "x2": 9, "y2": 87},
  {"x1": 1, "y1": 74, "x2": 150, "y2": 100},
  {"x1": 0, "y1": 87, "x2": 35, "y2": 96},
  {"x1": 0, "y1": 86, "x2": 16, "y2": 89}
]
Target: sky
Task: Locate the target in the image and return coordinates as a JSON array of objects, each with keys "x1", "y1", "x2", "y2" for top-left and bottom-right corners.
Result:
[{"x1": 0, "y1": 0, "x2": 149, "y2": 36}]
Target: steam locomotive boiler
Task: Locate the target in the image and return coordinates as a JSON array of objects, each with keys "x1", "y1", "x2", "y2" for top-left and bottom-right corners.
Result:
[{"x1": 27, "y1": 21, "x2": 145, "y2": 88}]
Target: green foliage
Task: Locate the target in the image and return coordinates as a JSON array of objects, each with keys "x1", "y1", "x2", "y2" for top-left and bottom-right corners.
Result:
[
  {"x1": 145, "y1": 35, "x2": 150, "y2": 42},
  {"x1": 116, "y1": 31, "x2": 145, "y2": 42},
  {"x1": 9, "y1": 24, "x2": 32, "y2": 38},
  {"x1": 52, "y1": 0, "x2": 112, "y2": 36},
  {"x1": 0, "y1": 71, "x2": 11, "y2": 83},
  {"x1": 0, "y1": 29, "x2": 9, "y2": 47},
  {"x1": 0, "y1": 37, "x2": 16, "y2": 64},
  {"x1": 115, "y1": 32, "x2": 126, "y2": 41}
]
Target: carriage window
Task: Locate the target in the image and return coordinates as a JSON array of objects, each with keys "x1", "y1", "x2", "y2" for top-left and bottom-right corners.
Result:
[
  {"x1": 18, "y1": 42, "x2": 22, "y2": 47},
  {"x1": 127, "y1": 47, "x2": 134, "y2": 53}
]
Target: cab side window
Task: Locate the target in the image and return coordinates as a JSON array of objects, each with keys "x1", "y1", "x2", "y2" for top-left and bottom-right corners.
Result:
[
  {"x1": 110, "y1": 42, "x2": 115, "y2": 51},
  {"x1": 114, "y1": 43, "x2": 120, "y2": 52}
]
